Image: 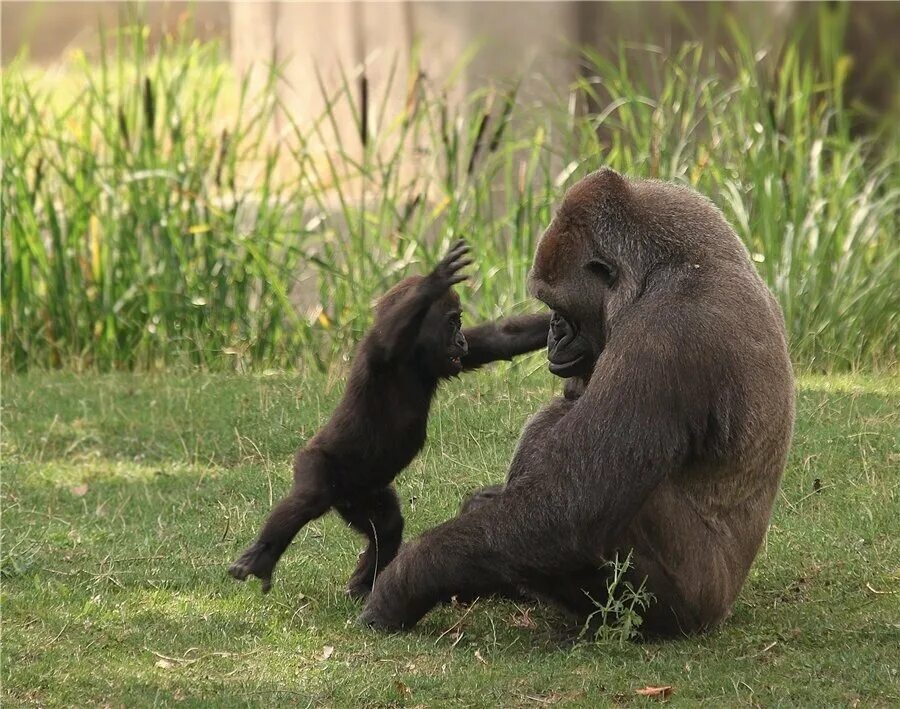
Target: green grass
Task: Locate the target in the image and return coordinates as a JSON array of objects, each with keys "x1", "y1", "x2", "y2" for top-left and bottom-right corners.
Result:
[
  {"x1": 3, "y1": 368, "x2": 898, "y2": 706},
  {"x1": 2, "y1": 7, "x2": 898, "y2": 373}
]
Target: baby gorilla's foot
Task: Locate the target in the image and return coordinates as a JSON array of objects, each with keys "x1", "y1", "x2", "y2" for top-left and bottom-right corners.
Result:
[
  {"x1": 346, "y1": 575, "x2": 374, "y2": 600},
  {"x1": 228, "y1": 542, "x2": 278, "y2": 593},
  {"x1": 345, "y1": 557, "x2": 376, "y2": 600}
]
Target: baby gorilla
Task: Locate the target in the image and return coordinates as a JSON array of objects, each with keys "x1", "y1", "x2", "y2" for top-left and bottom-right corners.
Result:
[{"x1": 229, "y1": 241, "x2": 472, "y2": 598}]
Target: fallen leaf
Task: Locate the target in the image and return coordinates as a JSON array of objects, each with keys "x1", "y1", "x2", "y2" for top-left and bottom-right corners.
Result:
[
  {"x1": 321, "y1": 645, "x2": 334, "y2": 660},
  {"x1": 70, "y1": 484, "x2": 89, "y2": 497},
  {"x1": 635, "y1": 685, "x2": 673, "y2": 700},
  {"x1": 155, "y1": 659, "x2": 174, "y2": 670},
  {"x1": 394, "y1": 680, "x2": 412, "y2": 698}
]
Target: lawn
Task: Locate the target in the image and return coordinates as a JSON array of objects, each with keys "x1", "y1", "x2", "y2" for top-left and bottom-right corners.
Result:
[{"x1": 2, "y1": 366, "x2": 898, "y2": 706}]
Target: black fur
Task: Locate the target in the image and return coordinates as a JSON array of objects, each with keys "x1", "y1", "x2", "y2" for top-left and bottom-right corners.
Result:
[{"x1": 229, "y1": 241, "x2": 550, "y2": 596}]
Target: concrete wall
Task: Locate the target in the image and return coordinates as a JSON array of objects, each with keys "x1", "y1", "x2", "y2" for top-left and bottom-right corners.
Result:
[
  {"x1": 1, "y1": 1, "x2": 230, "y2": 64},
  {"x1": 228, "y1": 2, "x2": 796, "y2": 126},
  {"x1": 5, "y1": 2, "x2": 895, "y2": 132}
]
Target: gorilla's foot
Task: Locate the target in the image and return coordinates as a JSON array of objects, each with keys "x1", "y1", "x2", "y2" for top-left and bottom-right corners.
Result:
[
  {"x1": 345, "y1": 573, "x2": 374, "y2": 600},
  {"x1": 228, "y1": 542, "x2": 278, "y2": 594}
]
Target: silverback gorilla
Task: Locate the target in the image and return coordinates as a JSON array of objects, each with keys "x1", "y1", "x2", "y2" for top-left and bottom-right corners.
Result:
[{"x1": 359, "y1": 168, "x2": 795, "y2": 635}]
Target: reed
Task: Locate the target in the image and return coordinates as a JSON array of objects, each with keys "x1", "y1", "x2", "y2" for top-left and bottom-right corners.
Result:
[{"x1": 2, "y1": 13, "x2": 896, "y2": 372}]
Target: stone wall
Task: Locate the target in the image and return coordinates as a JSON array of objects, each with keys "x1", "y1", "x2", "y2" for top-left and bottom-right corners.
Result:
[{"x1": 1, "y1": 1, "x2": 230, "y2": 63}]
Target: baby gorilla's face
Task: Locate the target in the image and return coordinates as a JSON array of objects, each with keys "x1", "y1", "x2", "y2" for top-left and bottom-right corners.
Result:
[{"x1": 419, "y1": 292, "x2": 467, "y2": 377}]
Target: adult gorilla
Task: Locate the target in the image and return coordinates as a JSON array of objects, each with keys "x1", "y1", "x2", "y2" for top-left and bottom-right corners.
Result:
[{"x1": 360, "y1": 169, "x2": 795, "y2": 635}]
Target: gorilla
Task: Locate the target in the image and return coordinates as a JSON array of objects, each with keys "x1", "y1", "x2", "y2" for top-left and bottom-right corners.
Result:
[
  {"x1": 229, "y1": 241, "x2": 550, "y2": 597},
  {"x1": 359, "y1": 168, "x2": 795, "y2": 635}
]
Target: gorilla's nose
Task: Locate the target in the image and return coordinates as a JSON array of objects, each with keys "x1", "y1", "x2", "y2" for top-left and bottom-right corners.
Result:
[
  {"x1": 550, "y1": 312, "x2": 575, "y2": 340},
  {"x1": 526, "y1": 271, "x2": 547, "y2": 301}
]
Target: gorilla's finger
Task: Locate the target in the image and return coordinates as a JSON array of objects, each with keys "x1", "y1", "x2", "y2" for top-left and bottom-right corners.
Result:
[
  {"x1": 443, "y1": 241, "x2": 470, "y2": 262},
  {"x1": 448, "y1": 257, "x2": 474, "y2": 273}
]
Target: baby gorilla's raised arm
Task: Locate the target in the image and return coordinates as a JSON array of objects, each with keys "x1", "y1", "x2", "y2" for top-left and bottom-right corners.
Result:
[{"x1": 373, "y1": 241, "x2": 472, "y2": 363}]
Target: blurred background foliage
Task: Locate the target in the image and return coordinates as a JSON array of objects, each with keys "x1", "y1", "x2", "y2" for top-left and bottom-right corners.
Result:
[{"x1": 2, "y1": 2, "x2": 897, "y2": 373}]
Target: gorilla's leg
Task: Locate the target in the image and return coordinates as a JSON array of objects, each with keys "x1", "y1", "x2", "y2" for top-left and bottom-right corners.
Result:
[
  {"x1": 522, "y1": 484, "x2": 737, "y2": 637},
  {"x1": 229, "y1": 451, "x2": 333, "y2": 593},
  {"x1": 335, "y1": 486, "x2": 404, "y2": 599},
  {"x1": 613, "y1": 486, "x2": 736, "y2": 636},
  {"x1": 360, "y1": 480, "x2": 734, "y2": 634},
  {"x1": 359, "y1": 492, "x2": 567, "y2": 629},
  {"x1": 359, "y1": 399, "x2": 581, "y2": 628},
  {"x1": 456, "y1": 482, "x2": 525, "y2": 603},
  {"x1": 539, "y1": 550, "x2": 723, "y2": 637}
]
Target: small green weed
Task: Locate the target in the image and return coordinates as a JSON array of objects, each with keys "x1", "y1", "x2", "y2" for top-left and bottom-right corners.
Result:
[{"x1": 578, "y1": 551, "x2": 655, "y2": 645}]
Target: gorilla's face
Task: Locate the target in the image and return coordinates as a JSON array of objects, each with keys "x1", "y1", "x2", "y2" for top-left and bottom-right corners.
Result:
[
  {"x1": 528, "y1": 170, "x2": 628, "y2": 380},
  {"x1": 546, "y1": 311, "x2": 596, "y2": 378},
  {"x1": 418, "y1": 290, "x2": 468, "y2": 378}
]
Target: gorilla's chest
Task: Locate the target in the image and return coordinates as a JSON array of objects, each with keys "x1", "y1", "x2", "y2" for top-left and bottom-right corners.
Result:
[{"x1": 507, "y1": 398, "x2": 574, "y2": 481}]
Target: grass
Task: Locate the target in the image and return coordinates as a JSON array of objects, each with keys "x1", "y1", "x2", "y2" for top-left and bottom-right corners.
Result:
[
  {"x1": 2, "y1": 7, "x2": 898, "y2": 373},
  {"x1": 2, "y1": 367, "x2": 898, "y2": 706}
]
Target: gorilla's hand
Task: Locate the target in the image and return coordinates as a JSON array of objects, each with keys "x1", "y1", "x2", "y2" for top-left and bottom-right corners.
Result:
[
  {"x1": 357, "y1": 562, "x2": 414, "y2": 632},
  {"x1": 426, "y1": 240, "x2": 472, "y2": 295}
]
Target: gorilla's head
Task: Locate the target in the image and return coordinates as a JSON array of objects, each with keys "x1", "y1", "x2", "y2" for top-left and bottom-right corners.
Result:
[
  {"x1": 376, "y1": 275, "x2": 468, "y2": 378},
  {"x1": 528, "y1": 168, "x2": 742, "y2": 380}
]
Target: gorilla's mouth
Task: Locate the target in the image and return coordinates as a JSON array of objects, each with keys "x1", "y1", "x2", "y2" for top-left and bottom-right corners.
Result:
[
  {"x1": 548, "y1": 354, "x2": 585, "y2": 377},
  {"x1": 448, "y1": 355, "x2": 463, "y2": 372},
  {"x1": 547, "y1": 312, "x2": 590, "y2": 377}
]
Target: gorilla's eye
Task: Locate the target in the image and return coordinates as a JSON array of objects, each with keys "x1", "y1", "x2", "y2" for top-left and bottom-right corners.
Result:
[{"x1": 584, "y1": 258, "x2": 618, "y2": 285}]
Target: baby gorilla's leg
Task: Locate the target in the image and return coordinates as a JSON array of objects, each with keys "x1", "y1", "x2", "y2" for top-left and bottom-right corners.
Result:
[
  {"x1": 229, "y1": 451, "x2": 332, "y2": 593},
  {"x1": 335, "y1": 486, "x2": 404, "y2": 599}
]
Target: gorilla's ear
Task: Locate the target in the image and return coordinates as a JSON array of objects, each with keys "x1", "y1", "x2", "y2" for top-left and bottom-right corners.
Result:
[
  {"x1": 568, "y1": 168, "x2": 630, "y2": 213},
  {"x1": 592, "y1": 168, "x2": 630, "y2": 199},
  {"x1": 584, "y1": 257, "x2": 618, "y2": 286}
]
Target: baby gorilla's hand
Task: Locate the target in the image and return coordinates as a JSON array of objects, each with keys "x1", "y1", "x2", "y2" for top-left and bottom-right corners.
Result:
[
  {"x1": 228, "y1": 541, "x2": 278, "y2": 593},
  {"x1": 426, "y1": 240, "x2": 472, "y2": 294}
]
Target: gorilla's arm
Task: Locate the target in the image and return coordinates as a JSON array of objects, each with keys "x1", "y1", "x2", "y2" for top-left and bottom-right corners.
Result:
[
  {"x1": 461, "y1": 313, "x2": 551, "y2": 370},
  {"x1": 360, "y1": 306, "x2": 717, "y2": 630},
  {"x1": 375, "y1": 242, "x2": 471, "y2": 361}
]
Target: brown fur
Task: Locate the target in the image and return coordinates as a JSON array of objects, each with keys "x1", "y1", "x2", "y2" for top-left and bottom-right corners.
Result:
[{"x1": 360, "y1": 169, "x2": 795, "y2": 635}]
